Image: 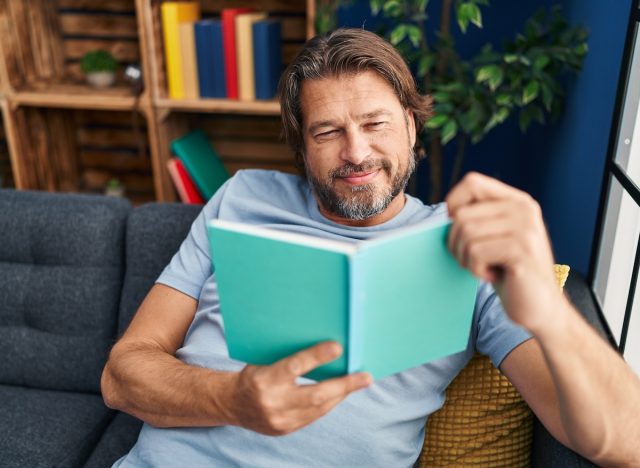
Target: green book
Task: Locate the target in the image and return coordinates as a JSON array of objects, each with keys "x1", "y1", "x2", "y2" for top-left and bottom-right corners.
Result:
[
  {"x1": 207, "y1": 218, "x2": 478, "y2": 381},
  {"x1": 171, "y1": 130, "x2": 229, "y2": 200}
]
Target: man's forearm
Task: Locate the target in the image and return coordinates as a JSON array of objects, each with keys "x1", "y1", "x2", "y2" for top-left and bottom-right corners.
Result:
[
  {"x1": 533, "y1": 297, "x2": 640, "y2": 465},
  {"x1": 102, "y1": 341, "x2": 236, "y2": 428}
]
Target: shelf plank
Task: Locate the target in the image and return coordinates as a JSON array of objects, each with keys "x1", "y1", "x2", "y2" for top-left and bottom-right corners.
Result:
[
  {"x1": 12, "y1": 84, "x2": 144, "y2": 110},
  {"x1": 156, "y1": 97, "x2": 280, "y2": 115}
]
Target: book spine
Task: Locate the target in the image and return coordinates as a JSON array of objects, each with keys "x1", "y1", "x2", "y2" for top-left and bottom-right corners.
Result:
[
  {"x1": 348, "y1": 254, "x2": 365, "y2": 374},
  {"x1": 160, "y1": 2, "x2": 200, "y2": 99},
  {"x1": 221, "y1": 8, "x2": 252, "y2": 100},
  {"x1": 211, "y1": 21, "x2": 227, "y2": 98},
  {"x1": 235, "y1": 12, "x2": 266, "y2": 101},
  {"x1": 178, "y1": 22, "x2": 199, "y2": 99},
  {"x1": 194, "y1": 21, "x2": 216, "y2": 98},
  {"x1": 252, "y1": 21, "x2": 282, "y2": 100},
  {"x1": 175, "y1": 157, "x2": 205, "y2": 204}
]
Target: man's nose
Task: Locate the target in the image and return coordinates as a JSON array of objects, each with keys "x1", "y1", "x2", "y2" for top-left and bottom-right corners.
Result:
[{"x1": 341, "y1": 129, "x2": 371, "y2": 165}]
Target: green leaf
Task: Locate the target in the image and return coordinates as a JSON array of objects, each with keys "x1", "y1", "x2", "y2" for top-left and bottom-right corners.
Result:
[
  {"x1": 534, "y1": 54, "x2": 550, "y2": 70},
  {"x1": 418, "y1": 54, "x2": 435, "y2": 77},
  {"x1": 432, "y1": 91, "x2": 451, "y2": 102},
  {"x1": 441, "y1": 119, "x2": 458, "y2": 145},
  {"x1": 457, "y1": 3, "x2": 472, "y2": 33},
  {"x1": 476, "y1": 65, "x2": 503, "y2": 91},
  {"x1": 496, "y1": 93, "x2": 512, "y2": 106},
  {"x1": 540, "y1": 82, "x2": 553, "y2": 111},
  {"x1": 370, "y1": 0, "x2": 385, "y2": 15},
  {"x1": 468, "y1": 3, "x2": 482, "y2": 28},
  {"x1": 383, "y1": 0, "x2": 403, "y2": 17},
  {"x1": 522, "y1": 80, "x2": 540, "y2": 105},
  {"x1": 504, "y1": 54, "x2": 519, "y2": 63},
  {"x1": 518, "y1": 55, "x2": 532, "y2": 66},
  {"x1": 484, "y1": 107, "x2": 510, "y2": 133},
  {"x1": 519, "y1": 105, "x2": 544, "y2": 132},
  {"x1": 426, "y1": 114, "x2": 449, "y2": 129},
  {"x1": 390, "y1": 24, "x2": 408, "y2": 45},
  {"x1": 406, "y1": 25, "x2": 422, "y2": 47},
  {"x1": 574, "y1": 43, "x2": 589, "y2": 56}
]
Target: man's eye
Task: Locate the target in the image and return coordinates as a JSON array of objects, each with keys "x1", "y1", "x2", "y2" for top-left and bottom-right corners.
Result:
[
  {"x1": 317, "y1": 130, "x2": 338, "y2": 138},
  {"x1": 367, "y1": 121, "x2": 386, "y2": 128}
]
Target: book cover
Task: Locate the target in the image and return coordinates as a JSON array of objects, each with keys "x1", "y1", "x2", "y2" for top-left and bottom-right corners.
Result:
[
  {"x1": 178, "y1": 22, "x2": 199, "y2": 99},
  {"x1": 160, "y1": 2, "x2": 200, "y2": 99},
  {"x1": 235, "y1": 12, "x2": 267, "y2": 101},
  {"x1": 167, "y1": 157, "x2": 205, "y2": 204},
  {"x1": 252, "y1": 20, "x2": 282, "y2": 100},
  {"x1": 207, "y1": 219, "x2": 479, "y2": 381},
  {"x1": 195, "y1": 19, "x2": 226, "y2": 98},
  {"x1": 171, "y1": 129, "x2": 230, "y2": 200},
  {"x1": 221, "y1": 7, "x2": 253, "y2": 100}
]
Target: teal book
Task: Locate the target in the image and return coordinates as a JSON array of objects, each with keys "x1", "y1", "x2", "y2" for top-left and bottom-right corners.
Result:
[
  {"x1": 207, "y1": 218, "x2": 478, "y2": 381},
  {"x1": 171, "y1": 130, "x2": 229, "y2": 200}
]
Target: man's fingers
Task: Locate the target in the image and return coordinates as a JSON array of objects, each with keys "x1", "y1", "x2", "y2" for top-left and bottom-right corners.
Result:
[
  {"x1": 446, "y1": 172, "x2": 528, "y2": 216},
  {"x1": 270, "y1": 341, "x2": 343, "y2": 381},
  {"x1": 300, "y1": 372, "x2": 372, "y2": 406}
]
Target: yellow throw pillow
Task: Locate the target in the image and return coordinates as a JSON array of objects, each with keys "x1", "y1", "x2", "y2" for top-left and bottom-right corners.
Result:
[{"x1": 419, "y1": 265, "x2": 570, "y2": 467}]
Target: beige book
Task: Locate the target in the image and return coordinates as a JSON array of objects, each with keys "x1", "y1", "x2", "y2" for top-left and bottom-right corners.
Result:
[
  {"x1": 179, "y1": 22, "x2": 200, "y2": 99},
  {"x1": 235, "y1": 12, "x2": 267, "y2": 101}
]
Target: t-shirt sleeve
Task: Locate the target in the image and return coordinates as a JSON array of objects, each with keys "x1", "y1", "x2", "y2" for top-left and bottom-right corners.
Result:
[
  {"x1": 155, "y1": 181, "x2": 230, "y2": 300},
  {"x1": 473, "y1": 281, "x2": 532, "y2": 368}
]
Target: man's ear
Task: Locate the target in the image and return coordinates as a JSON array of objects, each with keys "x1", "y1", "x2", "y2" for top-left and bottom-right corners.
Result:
[{"x1": 406, "y1": 109, "x2": 417, "y2": 147}]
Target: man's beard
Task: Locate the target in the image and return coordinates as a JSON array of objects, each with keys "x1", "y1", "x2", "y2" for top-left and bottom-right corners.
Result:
[{"x1": 306, "y1": 149, "x2": 416, "y2": 221}]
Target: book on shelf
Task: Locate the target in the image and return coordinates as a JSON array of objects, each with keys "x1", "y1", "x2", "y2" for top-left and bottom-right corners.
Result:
[
  {"x1": 221, "y1": 7, "x2": 253, "y2": 100},
  {"x1": 207, "y1": 218, "x2": 479, "y2": 381},
  {"x1": 160, "y1": 2, "x2": 200, "y2": 99},
  {"x1": 167, "y1": 157, "x2": 205, "y2": 204},
  {"x1": 178, "y1": 22, "x2": 200, "y2": 100},
  {"x1": 195, "y1": 19, "x2": 226, "y2": 98},
  {"x1": 171, "y1": 129, "x2": 229, "y2": 200},
  {"x1": 235, "y1": 12, "x2": 267, "y2": 101},
  {"x1": 252, "y1": 19, "x2": 283, "y2": 100}
]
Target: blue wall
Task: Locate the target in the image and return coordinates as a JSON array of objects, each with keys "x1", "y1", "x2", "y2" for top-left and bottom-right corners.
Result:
[{"x1": 340, "y1": 0, "x2": 632, "y2": 274}]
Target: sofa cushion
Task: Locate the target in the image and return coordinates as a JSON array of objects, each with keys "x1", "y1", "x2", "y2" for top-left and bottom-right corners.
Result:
[
  {"x1": 117, "y1": 202, "x2": 201, "y2": 334},
  {"x1": 83, "y1": 412, "x2": 143, "y2": 468},
  {"x1": 0, "y1": 384, "x2": 112, "y2": 468},
  {"x1": 0, "y1": 190, "x2": 130, "y2": 393}
]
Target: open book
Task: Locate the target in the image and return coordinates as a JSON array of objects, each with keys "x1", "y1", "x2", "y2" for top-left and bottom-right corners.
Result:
[{"x1": 207, "y1": 218, "x2": 478, "y2": 381}]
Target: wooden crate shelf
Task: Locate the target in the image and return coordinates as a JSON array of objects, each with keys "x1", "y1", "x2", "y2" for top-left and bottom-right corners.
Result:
[
  {"x1": 0, "y1": 0, "x2": 316, "y2": 203},
  {"x1": 155, "y1": 98, "x2": 280, "y2": 115},
  {"x1": 12, "y1": 84, "x2": 146, "y2": 111}
]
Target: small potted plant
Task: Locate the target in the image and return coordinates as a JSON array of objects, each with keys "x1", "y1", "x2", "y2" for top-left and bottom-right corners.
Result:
[{"x1": 80, "y1": 50, "x2": 118, "y2": 88}]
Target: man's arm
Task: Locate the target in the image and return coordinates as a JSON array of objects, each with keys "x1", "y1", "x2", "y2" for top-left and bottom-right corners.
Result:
[
  {"x1": 446, "y1": 172, "x2": 640, "y2": 466},
  {"x1": 101, "y1": 283, "x2": 371, "y2": 434}
]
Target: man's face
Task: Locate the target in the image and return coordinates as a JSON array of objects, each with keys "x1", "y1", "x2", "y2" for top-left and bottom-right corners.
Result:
[{"x1": 299, "y1": 71, "x2": 417, "y2": 222}]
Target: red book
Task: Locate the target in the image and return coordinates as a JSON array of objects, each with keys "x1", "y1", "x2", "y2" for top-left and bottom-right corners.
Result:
[
  {"x1": 221, "y1": 7, "x2": 253, "y2": 99},
  {"x1": 167, "y1": 158, "x2": 205, "y2": 204}
]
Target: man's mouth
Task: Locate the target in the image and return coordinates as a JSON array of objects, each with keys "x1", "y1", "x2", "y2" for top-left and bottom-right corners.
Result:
[{"x1": 338, "y1": 169, "x2": 380, "y2": 185}]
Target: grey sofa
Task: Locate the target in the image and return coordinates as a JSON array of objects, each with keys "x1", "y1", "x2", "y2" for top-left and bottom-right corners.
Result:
[{"x1": 0, "y1": 189, "x2": 599, "y2": 467}]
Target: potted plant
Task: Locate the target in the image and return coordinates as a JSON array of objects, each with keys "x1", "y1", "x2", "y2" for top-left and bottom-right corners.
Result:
[
  {"x1": 80, "y1": 50, "x2": 118, "y2": 88},
  {"x1": 316, "y1": 1, "x2": 589, "y2": 202}
]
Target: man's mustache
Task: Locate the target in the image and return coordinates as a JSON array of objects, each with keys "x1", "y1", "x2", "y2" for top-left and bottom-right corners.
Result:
[{"x1": 329, "y1": 159, "x2": 391, "y2": 180}]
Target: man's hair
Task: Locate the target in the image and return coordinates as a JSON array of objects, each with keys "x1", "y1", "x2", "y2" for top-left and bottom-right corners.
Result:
[{"x1": 278, "y1": 28, "x2": 433, "y2": 172}]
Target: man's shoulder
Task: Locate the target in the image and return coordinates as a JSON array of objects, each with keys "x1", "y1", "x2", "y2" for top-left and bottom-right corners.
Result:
[{"x1": 228, "y1": 169, "x2": 303, "y2": 190}]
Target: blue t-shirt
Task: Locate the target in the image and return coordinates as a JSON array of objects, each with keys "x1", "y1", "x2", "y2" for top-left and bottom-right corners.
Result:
[{"x1": 114, "y1": 170, "x2": 531, "y2": 467}]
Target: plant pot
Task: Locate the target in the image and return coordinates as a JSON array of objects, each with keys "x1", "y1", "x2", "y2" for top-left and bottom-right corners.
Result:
[{"x1": 86, "y1": 71, "x2": 116, "y2": 88}]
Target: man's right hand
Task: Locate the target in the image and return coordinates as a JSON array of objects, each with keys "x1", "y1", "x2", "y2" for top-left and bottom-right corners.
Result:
[{"x1": 225, "y1": 341, "x2": 372, "y2": 436}]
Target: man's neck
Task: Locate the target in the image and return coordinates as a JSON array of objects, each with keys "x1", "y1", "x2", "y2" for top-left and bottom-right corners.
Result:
[{"x1": 316, "y1": 192, "x2": 407, "y2": 227}]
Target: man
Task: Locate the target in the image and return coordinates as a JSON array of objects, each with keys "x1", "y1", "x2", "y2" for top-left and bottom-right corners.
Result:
[{"x1": 103, "y1": 29, "x2": 640, "y2": 466}]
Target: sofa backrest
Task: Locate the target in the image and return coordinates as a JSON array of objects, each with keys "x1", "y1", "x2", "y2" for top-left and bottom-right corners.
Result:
[
  {"x1": 0, "y1": 189, "x2": 131, "y2": 393},
  {"x1": 117, "y1": 203, "x2": 201, "y2": 334}
]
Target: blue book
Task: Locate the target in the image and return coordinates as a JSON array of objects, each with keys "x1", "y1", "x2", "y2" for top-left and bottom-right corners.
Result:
[
  {"x1": 207, "y1": 218, "x2": 478, "y2": 381},
  {"x1": 252, "y1": 20, "x2": 282, "y2": 100},
  {"x1": 195, "y1": 19, "x2": 226, "y2": 98}
]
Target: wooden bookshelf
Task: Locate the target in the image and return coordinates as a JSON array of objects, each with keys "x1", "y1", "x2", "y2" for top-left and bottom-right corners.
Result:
[{"x1": 0, "y1": 0, "x2": 315, "y2": 203}]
